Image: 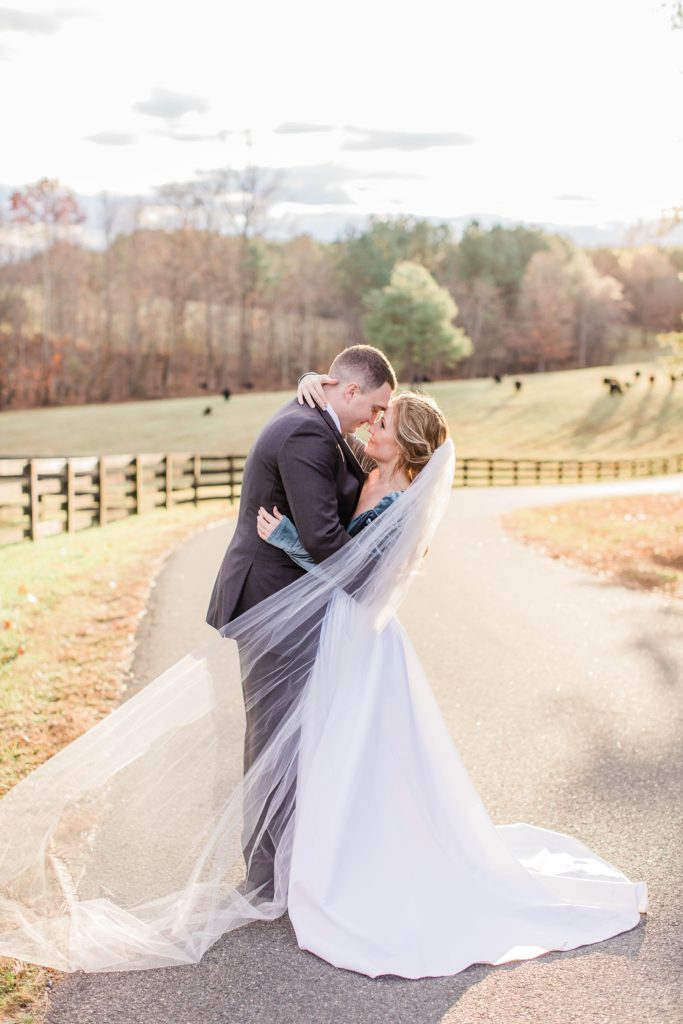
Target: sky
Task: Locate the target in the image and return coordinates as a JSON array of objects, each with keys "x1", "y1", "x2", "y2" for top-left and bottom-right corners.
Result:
[{"x1": 1, "y1": 0, "x2": 683, "y2": 246}]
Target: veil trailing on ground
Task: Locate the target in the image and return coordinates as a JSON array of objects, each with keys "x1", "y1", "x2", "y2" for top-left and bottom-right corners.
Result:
[{"x1": 0, "y1": 441, "x2": 456, "y2": 973}]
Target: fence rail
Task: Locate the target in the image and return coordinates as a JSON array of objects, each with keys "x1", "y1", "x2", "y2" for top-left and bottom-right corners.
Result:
[
  {"x1": 452, "y1": 452, "x2": 683, "y2": 487},
  {"x1": 0, "y1": 453, "x2": 246, "y2": 547},
  {"x1": 1, "y1": 450, "x2": 681, "y2": 547}
]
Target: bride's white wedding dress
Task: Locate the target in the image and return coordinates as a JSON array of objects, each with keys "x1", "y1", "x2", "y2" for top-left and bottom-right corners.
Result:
[
  {"x1": 288, "y1": 591, "x2": 646, "y2": 977},
  {"x1": 0, "y1": 440, "x2": 646, "y2": 976}
]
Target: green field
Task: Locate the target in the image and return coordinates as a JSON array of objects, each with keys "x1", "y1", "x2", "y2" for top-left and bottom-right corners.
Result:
[{"x1": 1, "y1": 361, "x2": 681, "y2": 459}]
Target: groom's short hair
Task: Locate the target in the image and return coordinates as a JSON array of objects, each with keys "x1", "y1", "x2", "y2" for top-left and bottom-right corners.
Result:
[{"x1": 330, "y1": 345, "x2": 396, "y2": 391}]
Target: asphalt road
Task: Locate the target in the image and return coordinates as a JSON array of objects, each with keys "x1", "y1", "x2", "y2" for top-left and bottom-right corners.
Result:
[{"x1": 47, "y1": 474, "x2": 683, "y2": 1024}]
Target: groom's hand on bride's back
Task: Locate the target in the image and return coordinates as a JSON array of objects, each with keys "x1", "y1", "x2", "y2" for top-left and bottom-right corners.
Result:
[{"x1": 297, "y1": 372, "x2": 338, "y2": 409}]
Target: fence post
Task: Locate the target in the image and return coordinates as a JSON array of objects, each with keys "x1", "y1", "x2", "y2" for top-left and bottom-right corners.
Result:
[
  {"x1": 98, "y1": 456, "x2": 107, "y2": 526},
  {"x1": 66, "y1": 458, "x2": 75, "y2": 533},
  {"x1": 165, "y1": 454, "x2": 173, "y2": 508},
  {"x1": 28, "y1": 459, "x2": 39, "y2": 541},
  {"x1": 228, "y1": 456, "x2": 235, "y2": 504},
  {"x1": 135, "y1": 455, "x2": 143, "y2": 515},
  {"x1": 463, "y1": 459, "x2": 469, "y2": 487},
  {"x1": 193, "y1": 454, "x2": 201, "y2": 506}
]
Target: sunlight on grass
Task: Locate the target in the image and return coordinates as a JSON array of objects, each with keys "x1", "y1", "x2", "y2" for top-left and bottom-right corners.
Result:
[
  {"x1": 1, "y1": 361, "x2": 681, "y2": 460},
  {"x1": 503, "y1": 493, "x2": 683, "y2": 599}
]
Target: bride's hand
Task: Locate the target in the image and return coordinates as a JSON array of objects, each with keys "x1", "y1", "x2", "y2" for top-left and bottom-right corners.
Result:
[
  {"x1": 257, "y1": 505, "x2": 283, "y2": 540},
  {"x1": 297, "y1": 372, "x2": 338, "y2": 409}
]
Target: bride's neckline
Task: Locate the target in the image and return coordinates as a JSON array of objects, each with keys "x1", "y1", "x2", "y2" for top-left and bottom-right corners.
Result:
[{"x1": 352, "y1": 487, "x2": 404, "y2": 519}]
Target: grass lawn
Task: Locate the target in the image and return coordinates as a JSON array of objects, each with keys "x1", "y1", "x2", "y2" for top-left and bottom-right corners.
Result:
[
  {"x1": 502, "y1": 493, "x2": 683, "y2": 600},
  {"x1": 0, "y1": 361, "x2": 682, "y2": 460},
  {"x1": 0, "y1": 500, "x2": 234, "y2": 1023}
]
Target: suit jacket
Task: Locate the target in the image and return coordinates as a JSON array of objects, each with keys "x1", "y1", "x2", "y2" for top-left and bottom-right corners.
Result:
[{"x1": 205, "y1": 399, "x2": 365, "y2": 631}]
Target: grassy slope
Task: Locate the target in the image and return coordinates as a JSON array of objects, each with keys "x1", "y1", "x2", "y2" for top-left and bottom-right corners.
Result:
[{"x1": 1, "y1": 361, "x2": 681, "y2": 460}]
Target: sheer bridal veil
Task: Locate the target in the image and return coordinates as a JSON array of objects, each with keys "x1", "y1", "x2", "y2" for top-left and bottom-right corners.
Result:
[{"x1": 0, "y1": 441, "x2": 456, "y2": 972}]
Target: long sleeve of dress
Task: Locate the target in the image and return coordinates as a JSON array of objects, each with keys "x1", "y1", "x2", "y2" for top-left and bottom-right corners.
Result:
[
  {"x1": 266, "y1": 515, "x2": 318, "y2": 572},
  {"x1": 267, "y1": 491, "x2": 404, "y2": 572}
]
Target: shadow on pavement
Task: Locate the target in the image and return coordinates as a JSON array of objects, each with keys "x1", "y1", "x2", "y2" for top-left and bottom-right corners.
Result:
[{"x1": 47, "y1": 909, "x2": 620, "y2": 1024}]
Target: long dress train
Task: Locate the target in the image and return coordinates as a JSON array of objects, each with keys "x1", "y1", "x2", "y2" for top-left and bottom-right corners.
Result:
[{"x1": 287, "y1": 591, "x2": 646, "y2": 978}]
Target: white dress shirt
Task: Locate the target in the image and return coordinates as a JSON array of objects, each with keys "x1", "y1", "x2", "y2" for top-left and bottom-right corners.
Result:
[{"x1": 325, "y1": 403, "x2": 342, "y2": 434}]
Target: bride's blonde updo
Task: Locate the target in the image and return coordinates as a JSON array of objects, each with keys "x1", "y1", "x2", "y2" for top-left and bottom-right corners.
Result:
[{"x1": 390, "y1": 391, "x2": 449, "y2": 482}]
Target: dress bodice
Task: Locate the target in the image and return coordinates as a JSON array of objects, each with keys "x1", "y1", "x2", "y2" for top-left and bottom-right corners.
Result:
[{"x1": 347, "y1": 491, "x2": 403, "y2": 536}]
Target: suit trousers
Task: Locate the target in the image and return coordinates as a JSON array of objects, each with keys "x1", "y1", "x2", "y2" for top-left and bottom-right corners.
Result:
[{"x1": 234, "y1": 593, "x2": 326, "y2": 900}]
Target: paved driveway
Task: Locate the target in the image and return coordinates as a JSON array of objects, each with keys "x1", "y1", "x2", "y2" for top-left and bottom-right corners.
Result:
[{"x1": 47, "y1": 475, "x2": 683, "y2": 1024}]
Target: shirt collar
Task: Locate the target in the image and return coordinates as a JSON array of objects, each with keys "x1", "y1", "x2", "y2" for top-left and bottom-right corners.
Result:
[{"x1": 326, "y1": 403, "x2": 342, "y2": 433}]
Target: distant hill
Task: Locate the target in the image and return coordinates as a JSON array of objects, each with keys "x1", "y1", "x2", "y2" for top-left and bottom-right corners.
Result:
[{"x1": 2, "y1": 183, "x2": 683, "y2": 250}]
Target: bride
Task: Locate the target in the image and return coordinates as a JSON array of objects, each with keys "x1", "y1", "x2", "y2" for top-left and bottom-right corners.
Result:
[{"x1": 0, "y1": 378, "x2": 647, "y2": 977}]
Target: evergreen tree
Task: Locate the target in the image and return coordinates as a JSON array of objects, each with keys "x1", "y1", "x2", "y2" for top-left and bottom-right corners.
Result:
[{"x1": 362, "y1": 261, "x2": 472, "y2": 379}]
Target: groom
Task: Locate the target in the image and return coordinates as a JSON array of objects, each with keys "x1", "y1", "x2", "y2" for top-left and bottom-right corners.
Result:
[
  {"x1": 206, "y1": 344, "x2": 395, "y2": 629},
  {"x1": 206, "y1": 344, "x2": 396, "y2": 894}
]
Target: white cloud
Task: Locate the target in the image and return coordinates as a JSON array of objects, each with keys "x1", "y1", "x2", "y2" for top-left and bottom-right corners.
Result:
[
  {"x1": 132, "y1": 87, "x2": 210, "y2": 121},
  {"x1": 341, "y1": 128, "x2": 476, "y2": 151},
  {"x1": 84, "y1": 130, "x2": 137, "y2": 145},
  {"x1": 0, "y1": 6, "x2": 87, "y2": 34}
]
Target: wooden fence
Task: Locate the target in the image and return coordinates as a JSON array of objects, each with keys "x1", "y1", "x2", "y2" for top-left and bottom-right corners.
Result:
[
  {"x1": 1, "y1": 450, "x2": 681, "y2": 547},
  {"x1": 452, "y1": 452, "x2": 683, "y2": 487},
  {"x1": 0, "y1": 453, "x2": 246, "y2": 547}
]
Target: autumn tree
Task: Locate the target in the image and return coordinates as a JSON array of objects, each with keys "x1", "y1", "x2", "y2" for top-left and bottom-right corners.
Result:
[
  {"x1": 448, "y1": 276, "x2": 508, "y2": 377},
  {"x1": 171, "y1": 169, "x2": 233, "y2": 388},
  {"x1": 565, "y1": 250, "x2": 624, "y2": 367},
  {"x1": 119, "y1": 199, "x2": 146, "y2": 394},
  {"x1": 231, "y1": 148, "x2": 279, "y2": 386},
  {"x1": 9, "y1": 177, "x2": 85, "y2": 402},
  {"x1": 0, "y1": 207, "x2": 31, "y2": 407},
  {"x1": 617, "y1": 247, "x2": 683, "y2": 341},
  {"x1": 362, "y1": 261, "x2": 472, "y2": 380},
  {"x1": 153, "y1": 180, "x2": 204, "y2": 389},
  {"x1": 514, "y1": 249, "x2": 576, "y2": 371},
  {"x1": 273, "y1": 235, "x2": 338, "y2": 380}
]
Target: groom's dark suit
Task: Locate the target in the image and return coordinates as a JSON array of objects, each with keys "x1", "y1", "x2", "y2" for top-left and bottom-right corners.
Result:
[
  {"x1": 206, "y1": 398, "x2": 365, "y2": 896},
  {"x1": 206, "y1": 398, "x2": 364, "y2": 629}
]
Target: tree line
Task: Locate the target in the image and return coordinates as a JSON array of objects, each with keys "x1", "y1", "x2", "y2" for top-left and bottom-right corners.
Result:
[{"x1": 1, "y1": 174, "x2": 682, "y2": 410}]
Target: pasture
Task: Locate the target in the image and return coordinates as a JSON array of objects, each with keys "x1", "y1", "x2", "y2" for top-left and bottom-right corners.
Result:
[{"x1": 1, "y1": 361, "x2": 681, "y2": 460}]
